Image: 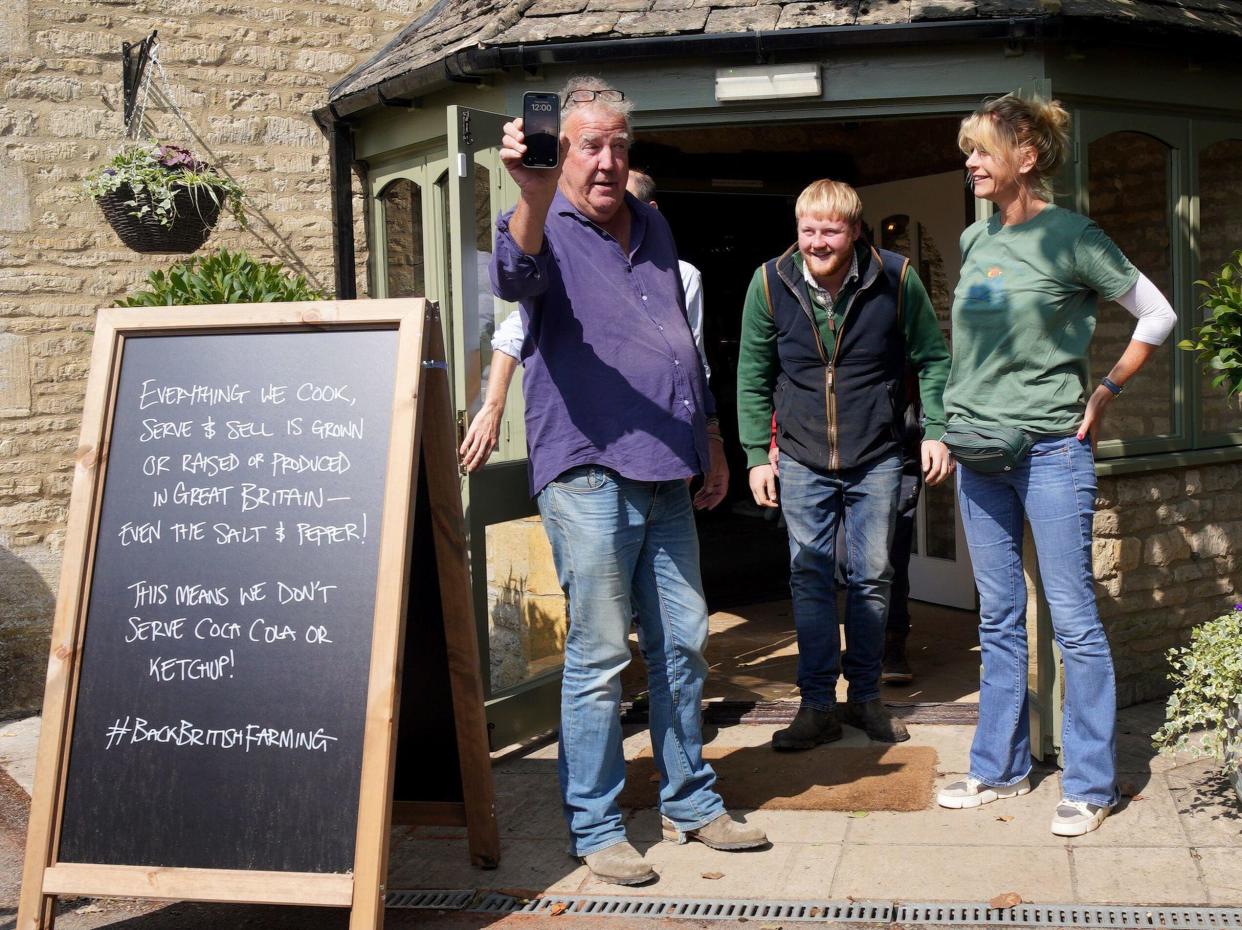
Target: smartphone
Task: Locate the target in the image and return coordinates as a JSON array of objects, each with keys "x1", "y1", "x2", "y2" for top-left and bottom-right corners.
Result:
[{"x1": 521, "y1": 92, "x2": 560, "y2": 169}]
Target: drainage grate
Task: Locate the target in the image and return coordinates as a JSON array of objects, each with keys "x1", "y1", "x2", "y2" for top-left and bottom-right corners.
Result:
[
  {"x1": 470, "y1": 893, "x2": 896, "y2": 922},
  {"x1": 385, "y1": 891, "x2": 1242, "y2": 928},
  {"x1": 384, "y1": 889, "x2": 474, "y2": 910},
  {"x1": 896, "y1": 903, "x2": 1242, "y2": 928}
]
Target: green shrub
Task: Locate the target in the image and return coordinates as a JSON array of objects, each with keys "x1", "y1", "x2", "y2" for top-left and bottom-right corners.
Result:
[
  {"x1": 1179, "y1": 250, "x2": 1242, "y2": 400},
  {"x1": 116, "y1": 249, "x2": 325, "y2": 306},
  {"x1": 1153, "y1": 606, "x2": 1242, "y2": 774}
]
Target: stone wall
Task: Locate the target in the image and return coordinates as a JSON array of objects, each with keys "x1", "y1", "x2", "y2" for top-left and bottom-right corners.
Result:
[
  {"x1": 0, "y1": 0, "x2": 424, "y2": 717},
  {"x1": 1093, "y1": 462, "x2": 1242, "y2": 707}
]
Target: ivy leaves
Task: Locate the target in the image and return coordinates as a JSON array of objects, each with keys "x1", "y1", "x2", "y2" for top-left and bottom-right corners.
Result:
[{"x1": 1152, "y1": 606, "x2": 1242, "y2": 775}]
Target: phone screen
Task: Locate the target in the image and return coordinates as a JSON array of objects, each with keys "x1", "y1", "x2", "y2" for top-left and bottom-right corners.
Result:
[{"x1": 522, "y1": 93, "x2": 560, "y2": 169}]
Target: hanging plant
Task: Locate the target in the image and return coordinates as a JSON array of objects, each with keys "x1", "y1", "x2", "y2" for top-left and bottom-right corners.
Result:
[{"x1": 84, "y1": 143, "x2": 245, "y2": 254}]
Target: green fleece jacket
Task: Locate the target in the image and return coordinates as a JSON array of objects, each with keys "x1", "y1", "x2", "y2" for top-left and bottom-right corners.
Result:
[{"x1": 736, "y1": 250, "x2": 951, "y2": 469}]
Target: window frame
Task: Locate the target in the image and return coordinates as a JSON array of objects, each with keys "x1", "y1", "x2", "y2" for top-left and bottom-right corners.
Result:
[
  {"x1": 1075, "y1": 109, "x2": 1191, "y2": 460},
  {"x1": 1189, "y1": 120, "x2": 1242, "y2": 450}
]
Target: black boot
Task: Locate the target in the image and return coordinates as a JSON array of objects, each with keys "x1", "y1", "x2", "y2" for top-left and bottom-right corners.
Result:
[
  {"x1": 881, "y1": 631, "x2": 914, "y2": 685},
  {"x1": 772, "y1": 705, "x2": 843, "y2": 751},
  {"x1": 843, "y1": 698, "x2": 910, "y2": 743}
]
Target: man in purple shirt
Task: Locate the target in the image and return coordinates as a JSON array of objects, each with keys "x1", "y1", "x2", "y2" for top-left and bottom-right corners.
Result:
[{"x1": 490, "y1": 76, "x2": 766, "y2": 885}]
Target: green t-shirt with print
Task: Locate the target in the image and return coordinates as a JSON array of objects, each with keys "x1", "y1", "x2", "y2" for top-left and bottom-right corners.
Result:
[{"x1": 942, "y1": 204, "x2": 1139, "y2": 436}]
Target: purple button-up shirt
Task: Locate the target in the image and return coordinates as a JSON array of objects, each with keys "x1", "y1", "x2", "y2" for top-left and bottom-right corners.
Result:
[{"x1": 490, "y1": 190, "x2": 715, "y2": 495}]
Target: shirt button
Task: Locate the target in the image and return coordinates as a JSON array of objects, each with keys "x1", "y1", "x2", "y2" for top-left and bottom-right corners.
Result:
[
  {"x1": 683, "y1": 400, "x2": 690, "y2": 406},
  {"x1": 674, "y1": 360, "x2": 680, "y2": 366},
  {"x1": 641, "y1": 295, "x2": 648, "y2": 301},
  {"x1": 658, "y1": 325, "x2": 663, "y2": 331}
]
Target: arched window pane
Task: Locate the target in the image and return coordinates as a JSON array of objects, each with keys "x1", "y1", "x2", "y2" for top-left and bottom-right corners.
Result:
[
  {"x1": 1088, "y1": 131, "x2": 1175, "y2": 443},
  {"x1": 381, "y1": 179, "x2": 423, "y2": 298},
  {"x1": 1197, "y1": 138, "x2": 1242, "y2": 438}
]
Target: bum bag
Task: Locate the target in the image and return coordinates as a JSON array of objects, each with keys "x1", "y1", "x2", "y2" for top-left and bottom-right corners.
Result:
[{"x1": 941, "y1": 424, "x2": 1034, "y2": 474}]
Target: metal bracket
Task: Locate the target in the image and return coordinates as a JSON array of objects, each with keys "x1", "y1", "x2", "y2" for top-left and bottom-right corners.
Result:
[
  {"x1": 122, "y1": 30, "x2": 158, "y2": 127},
  {"x1": 462, "y1": 108, "x2": 473, "y2": 147},
  {"x1": 1004, "y1": 17, "x2": 1028, "y2": 56},
  {"x1": 421, "y1": 360, "x2": 448, "y2": 370},
  {"x1": 377, "y1": 86, "x2": 418, "y2": 108}
]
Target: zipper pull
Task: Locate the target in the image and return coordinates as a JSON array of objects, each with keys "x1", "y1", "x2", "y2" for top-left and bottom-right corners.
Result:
[{"x1": 827, "y1": 368, "x2": 834, "y2": 388}]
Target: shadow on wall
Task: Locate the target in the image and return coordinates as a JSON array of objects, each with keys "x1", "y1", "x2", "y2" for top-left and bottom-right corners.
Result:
[{"x1": 0, "y1": 544, "x2": 55, "y2": 720}]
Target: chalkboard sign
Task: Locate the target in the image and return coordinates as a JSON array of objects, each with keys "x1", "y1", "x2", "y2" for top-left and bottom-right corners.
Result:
[
  {"x1": 58, "y1": 327, "x2": 395, "y2": 872},
  {"x1": 19, "y1": 301, "x2": 496, "y2": 930}
]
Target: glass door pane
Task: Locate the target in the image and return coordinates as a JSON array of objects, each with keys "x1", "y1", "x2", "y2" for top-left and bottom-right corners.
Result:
[{"x1": 448, "y1": 104, "x2": 563, "y2": 750}]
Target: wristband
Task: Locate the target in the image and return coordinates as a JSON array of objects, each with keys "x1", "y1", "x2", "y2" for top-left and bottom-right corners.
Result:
[{"x1": 1100, "y1": 376, "x2": 1124, "y2": 397}]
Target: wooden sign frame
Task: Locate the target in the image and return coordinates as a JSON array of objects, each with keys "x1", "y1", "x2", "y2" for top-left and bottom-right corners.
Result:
[{"x1": 18, "y1": 299, "x2": 497, "y2": 930}]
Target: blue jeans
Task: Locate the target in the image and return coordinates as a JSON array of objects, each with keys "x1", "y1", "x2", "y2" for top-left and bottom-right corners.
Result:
[
  {"x1": 778, "y1": 452, "x2": 902, "y2": 708},
  {"x1": 956, "y1": 435, "x2": 1117, "y2": 807},
  {"x1": 537, "y1": 466, "x2": 725, "y2": 856}
]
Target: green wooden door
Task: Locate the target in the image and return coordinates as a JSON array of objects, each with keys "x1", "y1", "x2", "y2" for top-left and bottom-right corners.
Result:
[{"x1": 448, "y1": 105, "x2": 565, "y2": 751}]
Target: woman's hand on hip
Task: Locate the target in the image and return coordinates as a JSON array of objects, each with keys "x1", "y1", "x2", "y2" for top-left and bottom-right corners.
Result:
[{"x1": 1077, "y1": 386, "x2": 1114, "y2": 454}]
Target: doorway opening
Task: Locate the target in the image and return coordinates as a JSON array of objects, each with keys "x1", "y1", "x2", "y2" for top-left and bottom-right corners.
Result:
[{"x1": 625, "y1": 114, "x2": 982, "y2": 708}]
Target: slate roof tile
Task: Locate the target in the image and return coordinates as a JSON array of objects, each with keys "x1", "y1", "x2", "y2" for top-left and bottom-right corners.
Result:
[
  {"x1": 704, "y1": 4, "x2": 782, "y2": 29},
  {"x1": 330, "y1": 0, "x2": 1242, "y2": 103},
  {"x1": 612, "y1": 8, "x2": 712, "y2": 33}
]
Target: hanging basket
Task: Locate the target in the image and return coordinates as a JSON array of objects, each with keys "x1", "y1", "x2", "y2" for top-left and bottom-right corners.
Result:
[{"x1": 95, "y1": 183, "x2": 222, "y2": 254}]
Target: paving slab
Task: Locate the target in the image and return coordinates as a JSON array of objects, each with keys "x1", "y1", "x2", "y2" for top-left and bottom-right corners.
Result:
[
  {"x1": 623, "y1": 806, "x2": 849, "y2": 845},
  {"x1": 1068, "y1": 773, "x2": 1189, "y2": 848},
  {"x1": 1197, "y1": 846, "x2": 1242, "y2": 905},
  {"x1": 776, "y1": 841, "x2": 846, "y2": 898},
  {"x1": 830, "y1": 843, "x2": 1073, "y2": 901},
  {"x1": 586, "y1": 835, "x2": 797, "y2": 898},
  {"x1": 493, "y1": 772, "x2": 567, "y2": 840},
  {"x1": 846, "y1": 772, "x2": 1064, "y2": 847},
  {"x1": 386, "y1": 835, "x2": 587, "y2": 894},
  {"x1": 1071, "y1": 846, "x2": 1207, "y2": 905},
  {"x1": 905, "y1": 723, "x2": 975, "y2": 775},
  {"x1": 1166, "y1": 759, "x2": 1242, "y2": 847}
]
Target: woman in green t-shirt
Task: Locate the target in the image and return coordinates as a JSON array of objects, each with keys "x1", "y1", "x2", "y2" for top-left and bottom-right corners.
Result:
[{"x1": 935, "y1": 95, "x2": 1176, "y2": 836}]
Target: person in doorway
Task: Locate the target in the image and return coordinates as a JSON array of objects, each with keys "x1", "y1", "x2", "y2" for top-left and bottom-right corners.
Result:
[
  {"x1": 460, "y1": 169, "x2": 708, "y2": 471},
  {"x1": 737, "y1": 179, "x2": 952, "y2": 751},
  {"x1": 765, "y1": 377, "x2": 922, "y2": 686},
  {"x1": 488, "y1": 76, "x2": 766, "y2": 886},
  {"x1": 935, "y1": 95, "x2": 1176, "y2": 836}
]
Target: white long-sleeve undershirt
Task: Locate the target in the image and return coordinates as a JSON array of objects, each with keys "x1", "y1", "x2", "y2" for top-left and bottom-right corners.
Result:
[{"x1": 1115, "y1": 272, "x2": 1177, "y2": 346}]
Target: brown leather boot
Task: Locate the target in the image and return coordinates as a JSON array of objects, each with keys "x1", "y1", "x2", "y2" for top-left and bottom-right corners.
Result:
[
  {"x1": 843, "y1": 698, "x2": 910, "y2": 742},
  {"x1": 771, "y1": 705, "x2": 842, "y2": 751},
  {"x1": 661, "y1": 812, "x2": 768, "y2": 850},
  {"x1": 581, "y1": 840, "x2": 656, "y2": 885}
]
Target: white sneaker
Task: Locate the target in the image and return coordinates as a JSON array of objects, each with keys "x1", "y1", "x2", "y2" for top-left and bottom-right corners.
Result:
[
  {"x1": 1050, "y1": 799, "x2": 1109, "y2": 836},
  {"x1": 937, "y1": 775, "x2": 1031, "y2": 809}
]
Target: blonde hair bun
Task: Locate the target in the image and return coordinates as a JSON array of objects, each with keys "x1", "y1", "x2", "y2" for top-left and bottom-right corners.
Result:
[{"x1": 958, "y1": 94, "x2": 1071, "y2": 200}]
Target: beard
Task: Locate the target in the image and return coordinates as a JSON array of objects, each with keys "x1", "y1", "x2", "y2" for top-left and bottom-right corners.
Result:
[{"x1": 803, "y1": 248, "x2": 851, "y2": 283}]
